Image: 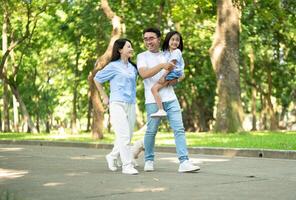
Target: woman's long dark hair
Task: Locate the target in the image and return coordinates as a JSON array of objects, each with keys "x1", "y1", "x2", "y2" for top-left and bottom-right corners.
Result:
[
  {"x1": 110, "y1": 38, "x2": 137, "y2": 68},
  {"x1": 162, "y1": 31, "x2": 183, "y2": 52}
]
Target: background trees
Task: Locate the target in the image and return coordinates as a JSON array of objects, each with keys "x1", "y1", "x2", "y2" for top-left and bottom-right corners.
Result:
[{"x1": 0, "y1": 0, "x2": 295, "y2": 136}]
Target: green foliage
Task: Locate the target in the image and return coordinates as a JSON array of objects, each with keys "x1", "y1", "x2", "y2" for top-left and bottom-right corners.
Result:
[
  {"x1": 240, "y1": 0, "x2": 296, "y2": 114},
  {"x1": 1, "y1": 131, "x2": 296, "y2": 150},
  {"x1": 0, "y1": 0, "x2": 295, "y2": 133}
]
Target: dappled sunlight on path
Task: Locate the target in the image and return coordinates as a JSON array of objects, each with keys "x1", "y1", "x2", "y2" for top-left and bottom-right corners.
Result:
[
  {"x1": 0, "y1": 147, "x2": 24, "y2": 152},
  {"x1": 0, "y1": 168, "x2": 28, "y2": 180}
]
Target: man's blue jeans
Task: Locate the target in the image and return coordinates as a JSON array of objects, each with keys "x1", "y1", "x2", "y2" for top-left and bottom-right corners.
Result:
[{"x1": 144, "y1": 99, "x2": 189, "y2": 163}]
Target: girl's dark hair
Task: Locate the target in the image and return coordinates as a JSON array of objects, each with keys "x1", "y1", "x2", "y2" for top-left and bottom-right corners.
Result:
[
  {"x1": 162, "y1": 31, "x2": 183, "y2": 52},
  {"x1": 111, "y1": 38, "x2": 137, "y2": 68},
  {"x1": 143, "y1": 27, "x2": 161, "y2": 38}
]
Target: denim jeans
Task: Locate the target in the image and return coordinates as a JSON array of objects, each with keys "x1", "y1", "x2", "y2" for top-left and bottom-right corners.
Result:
[{"x1": 144, "y1": 99, "x2": 189, "y2": 163}]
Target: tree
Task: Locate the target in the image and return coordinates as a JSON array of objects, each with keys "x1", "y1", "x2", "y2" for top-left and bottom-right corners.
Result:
[
  {"x1": 209, "y1": 0, "x2": 244, "y2": 132},
  {"x1": 88, "y1": 0, "x2": 122, "y2": 139},
  {"x1": 0, "y1": 0, "x2": 45, "y2": 133}
]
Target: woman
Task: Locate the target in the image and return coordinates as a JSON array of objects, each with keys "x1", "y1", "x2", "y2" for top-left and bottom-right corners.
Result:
[{"x1": 93, "y1": 38, "x2": 138, "y2": 175}]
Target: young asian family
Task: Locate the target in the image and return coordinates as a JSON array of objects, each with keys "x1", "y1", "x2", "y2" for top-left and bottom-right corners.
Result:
[{"x1": 94, "y1": 27, "x2": 200, "y2": 175}]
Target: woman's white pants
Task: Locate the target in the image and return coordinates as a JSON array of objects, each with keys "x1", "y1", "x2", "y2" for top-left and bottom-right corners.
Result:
[{"x1": 108, "y1": 102, "x2": 135, "y2": 166}]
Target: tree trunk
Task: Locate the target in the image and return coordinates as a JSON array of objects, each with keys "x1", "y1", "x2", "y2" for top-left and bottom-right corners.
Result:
[
  {"x1": 36, "y1": 112, "x2": 40, "y2": 132},
  {"x1": 158, "y1": 0, "x2": 165, "y2": 28},
  {"x1": 2, "y1": 9, "x2": 11, "y2": 132},
  {"x1": 3, "y1": 83, "x2": 10, "y2": 132},
  {"x1": 197, "y1": 100, "x2": 210, "y2": 132},
  {"x1": 249, "y1": 47, "x2": 257, "y2": 131},
  {"x1": 209, "y1": 0, "x2": 244, "y2": 133},
  {"x1": 86, "y1": 89, "x2": 92, "y2": 132},
  {"x1": 45, "y1": 117, "x2": 50, "y2": 133},
  {"x1": 71, "y1": 49, "x2": 80, "y2": 134},
  {"x1": 88, "y1": 0, "x2": 122, "y2": 139},
  {"x1": 0, "y1": 109, "x2": 2, "y2": 131},
  {"x1": 13, "y1": 95, "x2": 19, "y2": 132},
  {"x1": 9, "y1": 83, "x2": 38, "y2": 133},
  {"x1": 266, "y1": 65, "x2": 277, "y2": 130},
  {"x1": 259, "y1": 92, "x2": 267, "y2": 130},
  {"x1": 10, "y1": 47, "x2": 20, "y2": 133},
  {"x1": 2, "y1": 2, "x2": 11, "y2": 132}
]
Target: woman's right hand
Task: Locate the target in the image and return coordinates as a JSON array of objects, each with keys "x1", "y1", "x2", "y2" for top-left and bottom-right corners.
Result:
[{"x1": 102, "y1": 96, "x2": 109, "y2": 106}]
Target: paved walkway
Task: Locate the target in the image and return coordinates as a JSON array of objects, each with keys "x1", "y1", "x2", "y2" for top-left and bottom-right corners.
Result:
[{"x1": 1, "y1": 144, "x2": 296, "y2": 200}]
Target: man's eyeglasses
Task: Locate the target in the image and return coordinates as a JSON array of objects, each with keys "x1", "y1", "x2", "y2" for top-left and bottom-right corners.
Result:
[{"x1": 143, "y1": 37, "x2": 157, "y2": 42}]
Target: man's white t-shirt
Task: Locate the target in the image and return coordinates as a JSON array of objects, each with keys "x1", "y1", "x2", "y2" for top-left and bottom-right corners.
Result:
[{"x1": 137, "y1": 50, "x2": 177, "y2": 104}]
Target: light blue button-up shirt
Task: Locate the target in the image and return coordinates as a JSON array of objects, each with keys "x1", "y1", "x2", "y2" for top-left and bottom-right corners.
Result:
[{"x1": 94, "y1": 60, "x2": 137, "y2": 104}]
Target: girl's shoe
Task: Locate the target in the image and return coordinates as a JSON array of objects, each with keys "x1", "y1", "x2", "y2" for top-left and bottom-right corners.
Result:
[{"x1": 150, "y1": 109, "x2": 167, "y2": 118}]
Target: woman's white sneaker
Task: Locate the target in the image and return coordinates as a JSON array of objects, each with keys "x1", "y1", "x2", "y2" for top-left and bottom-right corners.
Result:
[
  {"x1": 105, "y1": 154, "x2": 117, "y2": 171},
  {"x1": 122, "y1": 165, "x2": 138, "y2": 175},
  {"x1": 178, "y1": 160, "x2": 200, "y2": 173}
]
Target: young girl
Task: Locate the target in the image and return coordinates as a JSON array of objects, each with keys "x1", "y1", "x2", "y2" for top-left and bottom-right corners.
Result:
[
  {"x1": 150, "y1": 31, "x2": 185, "y2": 117},
  {"x1": 93, "y1": 38, "x2": 139, "y2": 175}
]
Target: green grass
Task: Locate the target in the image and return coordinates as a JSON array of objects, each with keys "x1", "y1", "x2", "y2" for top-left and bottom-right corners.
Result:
[{"x1": 1, "y1": 131, "x2": 296, "y2": 151}]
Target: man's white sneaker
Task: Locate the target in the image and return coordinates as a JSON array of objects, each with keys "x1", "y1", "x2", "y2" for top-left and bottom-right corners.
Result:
[
  {"x1": 122, "y1": 164, "x2": 138, "y2": 175},
  {"x1": 144, "y1": 160, "x2": 154, "y2": 172},
  {"x1": 105, "y1": 154, "x2": 117, "y2": 171},
  {"x1": 150, "y1": 109, "x2": 167, "y2": 118},
  {"x1": 178, "y1": 160, "x2": 200, "y2": 173}
]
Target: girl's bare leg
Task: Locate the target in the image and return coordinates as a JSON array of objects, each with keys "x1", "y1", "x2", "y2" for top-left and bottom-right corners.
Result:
[{"x1": 151, "y1": 82, "x2": 166, "y2": 110}]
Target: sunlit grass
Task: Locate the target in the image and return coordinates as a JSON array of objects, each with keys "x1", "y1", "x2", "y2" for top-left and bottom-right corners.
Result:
[{"x1": 1, "y1": 131, "x2": 296, "y2": 150}]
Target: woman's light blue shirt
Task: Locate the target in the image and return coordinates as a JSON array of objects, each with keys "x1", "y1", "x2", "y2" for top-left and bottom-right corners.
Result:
[{"x1": 94, "y1": 60, "x2": 137, "y2": 104}]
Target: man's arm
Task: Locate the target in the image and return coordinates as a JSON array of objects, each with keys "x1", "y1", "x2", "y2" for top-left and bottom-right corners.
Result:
[{"x1": 138, "y1": 62, "x2": 175, "y2": 79}]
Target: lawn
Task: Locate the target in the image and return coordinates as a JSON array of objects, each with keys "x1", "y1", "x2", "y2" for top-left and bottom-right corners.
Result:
[{"x1": 1, "y1": 131, "x2": 296, "y2": 150}]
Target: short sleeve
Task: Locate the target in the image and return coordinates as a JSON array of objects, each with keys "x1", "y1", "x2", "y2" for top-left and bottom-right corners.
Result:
[
  {"x1": 169, "y1": 49, "x2": 182, "y2": 62},
  {"x1": 93, "y1": 63, "x2": 115, "y2": 84},
  {"x1": 136, "y1": 53, "x2": 146, "y2": 69}
]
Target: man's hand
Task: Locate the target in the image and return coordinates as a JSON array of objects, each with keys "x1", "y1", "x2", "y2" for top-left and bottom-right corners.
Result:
[{"x1": 163, "y1": 62, "x2": 175, "y2": 71}]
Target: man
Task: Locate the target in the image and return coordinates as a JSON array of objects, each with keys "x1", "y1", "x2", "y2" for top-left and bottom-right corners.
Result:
[{"x1": 136, "y1": 27, "x2": 200, "y2": 172}]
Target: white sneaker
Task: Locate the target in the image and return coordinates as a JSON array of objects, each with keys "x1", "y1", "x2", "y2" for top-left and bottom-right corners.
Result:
[
  {"x1": 122, "y1": 164, "x2": 138, "y2": 175},
  {"x1": 178, "y1": 160, "x2": 200, "y2": 173},
  {"x1": 144, "y1": 160, "x2": 154, "y2": 172},
  {"x1": 150, "y1": 109, "x2": 167, "y2": 118},
  {"x1": 131, "y1": 140, "x2": 144, "y2": 159},
  {"x1": 105, "y1": 154, "x2": 117, "y2": 171}
]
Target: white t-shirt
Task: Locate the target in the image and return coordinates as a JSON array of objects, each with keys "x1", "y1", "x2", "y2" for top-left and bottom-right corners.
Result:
[{"x1": 137, "y1": 50, "x2": 177, "y2": 104}]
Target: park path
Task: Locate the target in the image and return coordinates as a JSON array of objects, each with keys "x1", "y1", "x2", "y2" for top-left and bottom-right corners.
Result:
[{"x1": 1, "y1": 144, "x2": 296, "y2": 200}]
